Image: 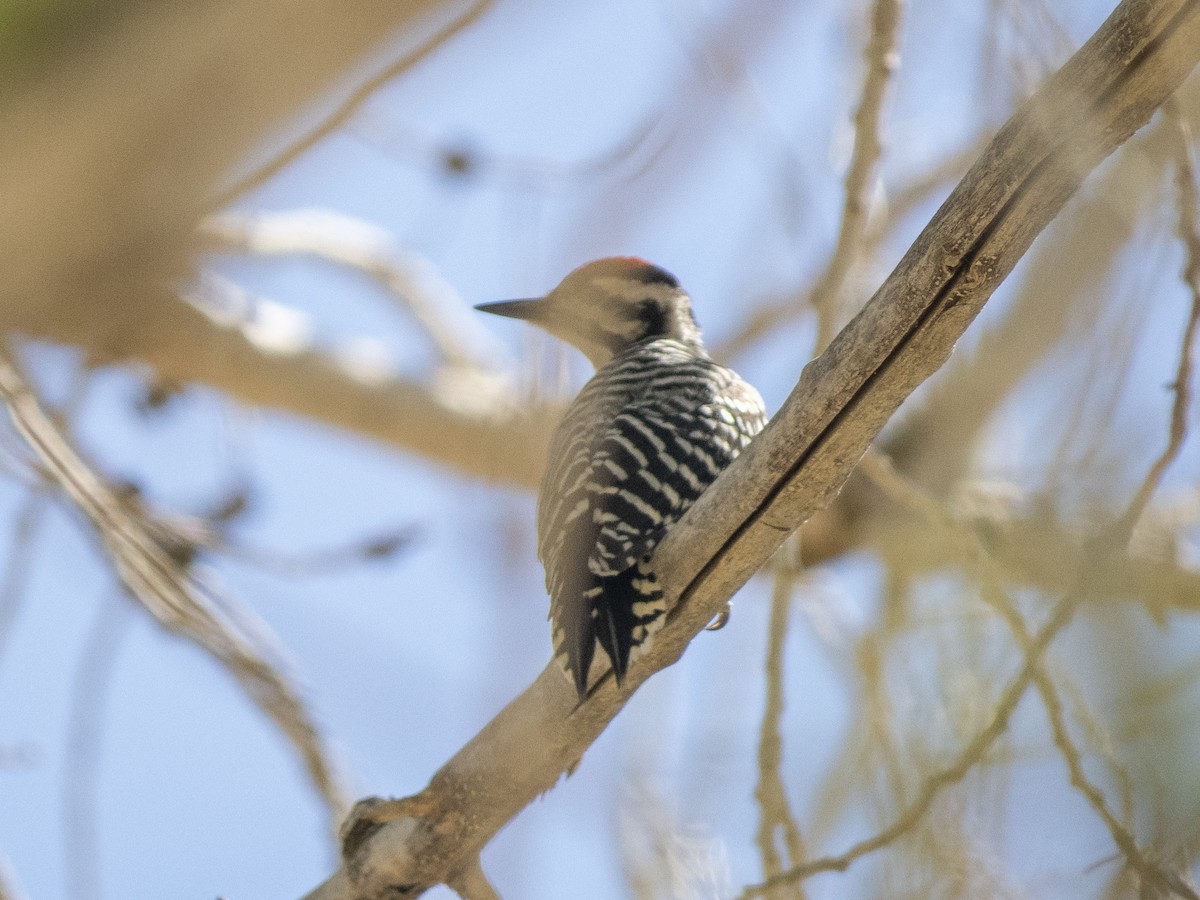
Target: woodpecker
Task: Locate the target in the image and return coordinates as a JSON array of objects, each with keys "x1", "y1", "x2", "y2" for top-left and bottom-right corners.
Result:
[{"x1": 477, "y1": 258, "x2": 767, "y2": 701}]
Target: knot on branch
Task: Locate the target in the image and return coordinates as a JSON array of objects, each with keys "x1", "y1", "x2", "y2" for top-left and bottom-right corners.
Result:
[{"x1": 340, "y1": 794, "x2": 437, "y2": 890}]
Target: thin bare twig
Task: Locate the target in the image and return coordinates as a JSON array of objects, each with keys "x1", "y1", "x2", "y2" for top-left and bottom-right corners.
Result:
[
  {"x1": 740, "y1": 594, "x2": 1076, "y2": 898},
  {"x1": 219, "y1": 526, "x2": 420, "y2": 578},
  {"x1": 1060, "y1": 676, "x2": 1135, "y2": 825},
  {"x1": 63, "y1": 594, "x2": 133, "y2": 900},
  {"x1": 67, "y1": 478, "x2": 417, "y2": 580},
  {"x1": 1024, "y1": 110, "x2": 1200, "y2": 896},
  {"x1": 201, "y1": 210, "x2": 502, "y2": 370},
  {"x1": 719, "y1": 0, "x2": 906, "y2": 360},
  {"x1": 753, "y1": 541, "x2": 806, "y2": 896},
  {"x1": 860, "y1": 452, "x2": 1198, "y2": 898},
  {"x1": 0, "y1": 490, "x2": 50, "y2": 676},
  {"x1": 898, "y1": 162, "x2": 1200, "y2": 864},
  {"x1": 1038, "y1": 657, "x2": 1199, "y2": 898},
  {"x1": 1108, "y1": 123, "x2": 1198, "y2": 540},
  {"x1": 813, "y1": 0, "x2": 906, "y2": 350},
  {"x1": 0, "y1": 366, "x2": 91, "y2": 676},
  {"x1": 210, "y1": 0, "x2": 493, "y2": 209},
  {"x1": 0, "y1": 351, "x2": 349, "y2": 826}
]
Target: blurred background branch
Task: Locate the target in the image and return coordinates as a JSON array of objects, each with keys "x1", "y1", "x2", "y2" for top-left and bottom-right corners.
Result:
[{"x1": 0, "y1": 351, "x2": 348, "y2": 826}]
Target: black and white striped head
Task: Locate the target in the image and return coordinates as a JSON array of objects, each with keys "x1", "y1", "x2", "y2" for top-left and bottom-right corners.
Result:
[{"x1": 475, "y1": 257, "x2": 704, "y2": 368}]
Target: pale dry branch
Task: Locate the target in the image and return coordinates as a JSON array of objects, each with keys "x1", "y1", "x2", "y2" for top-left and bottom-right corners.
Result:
[
  {"x1": 0, "y1": 367, "x2": 91, "y2": 673},
  {"x1": 0, "y1": 487, "x2": 52, "y2": 673},
  {"x1": 0, "y1": 0, "x2": 546, "y2": 483},
  {"x1": 963, "y1": 510, "x2": 1200, "y2": 615},
  {"x1": 8, "y1": 284, "x2": 556, "y2": 489},
  {"x1": 769, "y1": 395, "x2": 1199, "y2": 893},
  {"x1": 740, "y1": 595, "x2": 1077, "y2": 898},
  {"x1": 860, "y1": 451, "x2": 1198, "y2": 898},
  {"x1": 210, "y1": 0, "x2": 494, "y2": 208},
  {"x1": 0, "y1": 0, "x2": 536, "y2": 491},
  {"x1": 202, "y1": 210, "x2": 503, "y2": 370},
  {"x1": 802, "y1": 571, "x2": 911, "y2": 852},
  {"x1": 864, "y1": 141, "x2": 1200, "y2": 883},
  {"x1": 0, "y1": 352, "x2": 349, "y2": 827},
  {"x1": 1027, "y1": 201, "x2": 1200, "y2": 892},
  {"x1": 823, "y1": 135, "x2": 1199, "y2": 601},
  {"x1": 0, "y1": 854, "x2": 24, "y2": 900},
  {"x1": 1039, "y1": 661, "x2": 1199, "y2": 898},
  {"x1": 813, "y1": 0, "x2": 907, "y2": 350},
  {"x1": 753, "y1": 542, "x2": 807, "y2": 896},
  {"x1": 63, "y1": 596, "x2": 133, "y2": 900},
  {"x1": 719, "y1": 0, "x2": 907, "y2": 360},
  {"x1": 304, "y1": 1, "x2": 1200, "y2": 895}
]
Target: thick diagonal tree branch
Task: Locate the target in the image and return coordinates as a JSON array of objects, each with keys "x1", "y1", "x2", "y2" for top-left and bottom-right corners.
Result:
[{"x1": 302, "y1": 0, "x2": 1200, "y2": 896}]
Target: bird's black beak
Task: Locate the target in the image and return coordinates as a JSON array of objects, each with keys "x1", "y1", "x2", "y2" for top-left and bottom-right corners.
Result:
[{"x1": 473, "y1": 298, "x2": 546, "y2": 321}]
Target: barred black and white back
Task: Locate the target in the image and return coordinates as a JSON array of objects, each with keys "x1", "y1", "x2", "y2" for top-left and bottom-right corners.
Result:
[
  {"x1": 539, "y1": 339, "x2": 765, "y2": 697},
  {"x1": 476, "y1": 258, "x2": 766, "y2": 701}
]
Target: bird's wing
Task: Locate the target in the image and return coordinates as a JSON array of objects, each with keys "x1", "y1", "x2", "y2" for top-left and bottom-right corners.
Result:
[{"x1": 543, "y1": 391, "x2": 762, "y2": 691}]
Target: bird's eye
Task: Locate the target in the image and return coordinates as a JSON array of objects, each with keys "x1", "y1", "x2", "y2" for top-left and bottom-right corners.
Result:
[{"x1": 635, "y1": 300, "x2": 666, "y2": 335}]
